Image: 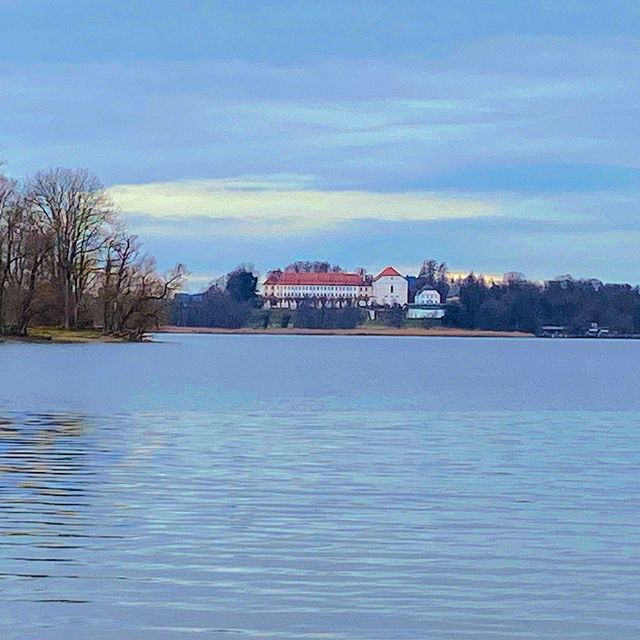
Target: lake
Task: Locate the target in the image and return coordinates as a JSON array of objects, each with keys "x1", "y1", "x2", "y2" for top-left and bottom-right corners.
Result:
[{"x1": 1, "y1": 334, "x2": 639, "y2": 639}]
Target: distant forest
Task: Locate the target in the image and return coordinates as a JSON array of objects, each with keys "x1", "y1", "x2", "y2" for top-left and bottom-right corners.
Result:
[
  {"x1": 447, "y1": 274, "x2": 640, "y2": 335},
  {"x1": 173, "y1": 261, "x2": 640, "y2": 335}
]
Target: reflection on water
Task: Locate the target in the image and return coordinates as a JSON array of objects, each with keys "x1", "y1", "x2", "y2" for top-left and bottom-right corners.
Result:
[
  {"x1": 0, "y1": 414, "x2": 90, "y2": 543},
  {"x1": 0, "y1": 409, "x2": 639, "y2": 639},
  {"x1": 0, "y1": 413, "x2": 121, "y2": 604}
]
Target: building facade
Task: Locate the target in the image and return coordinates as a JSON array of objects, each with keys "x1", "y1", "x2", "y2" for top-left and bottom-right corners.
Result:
[
  {"x1": 262, "y1": 271, "x2": 373, "y2": 308},
  {"x1": 415, "y1": 288, "x2": 441, "y2": 305},
  {"x1": 372, "y1": 267, "x2": 408, "y2": 306},
  {"x1": 406, "y1": 287, "x2": 445, "y2": 319}
]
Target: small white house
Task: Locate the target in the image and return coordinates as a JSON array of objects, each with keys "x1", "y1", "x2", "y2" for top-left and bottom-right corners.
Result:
[
  {"x1": 406, "y1": 287, "x2": 445, "y2": 320},
  {"x1": 415, "y1": 288, "x2": 441, "y2": 305},
  {"x1": 373, "y1": 267, "x2": 408, "y2": 306}
]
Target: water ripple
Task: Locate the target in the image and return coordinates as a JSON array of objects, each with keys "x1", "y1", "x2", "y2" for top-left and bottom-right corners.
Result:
[{"x1": 0, "y1": 409, "x2": 639, "y2": 639}]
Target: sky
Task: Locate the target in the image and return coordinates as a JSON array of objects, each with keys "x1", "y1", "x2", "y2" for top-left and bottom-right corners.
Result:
[{"x1": 1, "y1": 0, "x2": 639, "y2": 288}]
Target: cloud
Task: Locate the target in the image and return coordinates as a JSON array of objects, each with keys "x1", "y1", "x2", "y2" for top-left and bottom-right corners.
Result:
[
  {"x1": 2, "y1": 32, "x2": 639, "y2": 186},
  {"x1": 131, "y1": 209, "x2": 640, "y2": 287},
  {"x1": 116, "y1": 181, "x2": 640, "y2": 288},
  {"x1": 109, "y1": 177, "x2": 495, "y2": 235}
]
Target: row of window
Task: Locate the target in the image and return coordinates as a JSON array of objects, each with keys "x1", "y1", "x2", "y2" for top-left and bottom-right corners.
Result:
[
  {"x1": 269, "y1": 286, "x2": 369, "y2": 293},
  {"x1": 283, "y1": 286, "x2": 362, "y2": 290},
  {"x1": 277, "y1": 292, "x2": 365, "y2": 297}
]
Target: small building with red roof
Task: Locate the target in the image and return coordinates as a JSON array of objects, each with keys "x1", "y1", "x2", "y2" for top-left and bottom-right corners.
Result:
[{"x1": 373, "y1": 266, "x2": 408, "y2": 306}]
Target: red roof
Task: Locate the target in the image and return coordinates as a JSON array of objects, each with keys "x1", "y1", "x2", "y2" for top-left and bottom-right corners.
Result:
[
  {"x1": 374, "y1": 266, "x2": 403, "y2": 281},
  {"x1": 264, "y1": 271, "x2": 369, "y2": 286}
]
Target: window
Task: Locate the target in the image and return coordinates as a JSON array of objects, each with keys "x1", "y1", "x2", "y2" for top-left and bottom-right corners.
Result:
[{"x1": 390, "y1": 285, "x2": 394, "y2": 293}]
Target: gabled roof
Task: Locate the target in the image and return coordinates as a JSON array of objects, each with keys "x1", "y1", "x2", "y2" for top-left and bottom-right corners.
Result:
[{"x1": 374, "y1": 266, "x2": 404, "y2": 281}]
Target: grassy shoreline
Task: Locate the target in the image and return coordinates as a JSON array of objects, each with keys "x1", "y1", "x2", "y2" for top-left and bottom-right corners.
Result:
[
  {"x1": 1, "y1": 327, "x2": 133, "y2": 344},
  {"x1": 1, "y1": 325, "x2": 536, "y2": 343},
  {"x1": 156, "y1": 325, "x2": 535, "y2": 338}
]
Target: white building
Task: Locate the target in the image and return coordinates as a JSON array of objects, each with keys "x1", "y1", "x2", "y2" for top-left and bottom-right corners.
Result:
[
  {"x1": 503, "y1": 271, "x2": 526, "y2": 285},
  {"x1": 406, "y1": 287, "x2": 445, "y2": 320},
  {"x1": 415, "y1": 288, "x2": 441, "y2": 305},
  {"x1": 373, "y1": 267, "x2": 408, "y2": 306},
  {"x1": 262, "y1": 271, "x2": 373, "y2": 308}
]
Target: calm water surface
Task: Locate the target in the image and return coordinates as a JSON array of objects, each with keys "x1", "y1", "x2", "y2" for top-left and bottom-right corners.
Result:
[{"x1": 1, "y1": 335, "x2": 639, "y2": 639}]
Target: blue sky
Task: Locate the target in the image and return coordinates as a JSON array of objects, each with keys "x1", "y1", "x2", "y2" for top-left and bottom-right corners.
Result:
[{"x1": 2, "y1": 1, "x2": 639, "y2": 287}]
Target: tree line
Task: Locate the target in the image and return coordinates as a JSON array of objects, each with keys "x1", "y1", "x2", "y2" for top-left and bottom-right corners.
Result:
[
  {"x1": 446, "y1": 274, "x2": 640, "y2": 335},
  {"x1": 0, "y1": 167, "x2": 184, "y2": 339},
  {"x1": 414, "y1": 259, "x2": 450, "y2": 302},
  {"x1": 173, "y1": 258, "x2": 640, "y2": 336},
  {"x1": 172, "y1": 262, "x2": 371, "y2": 330},
  {"x1": 172, "y1": 265, "x2": 260, "y2": 329}
]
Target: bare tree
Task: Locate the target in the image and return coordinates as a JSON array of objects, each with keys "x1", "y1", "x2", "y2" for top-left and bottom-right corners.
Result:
[
  {"x1": 98, "y1": 227, "x2": 185, "y2": 338},
  {"x1": 0, "y1": 178, "x2": 22, "y2": 330},
  {"x1": 11, "y1": 216, "x2": 54, "y2": 336},
  {"x1": 99, "y1": 228, "x2": 141, "y2": 333},
  {"x1": 114, "y1": 258, "x2": 185, "y2": 339},
  {"x1": 0, "y1": 160, "x2": 186, "y2": 340},
  {"x1": 0, "y1": 179, "x2": 53, "y2": 335},
  {"x1": 26, "y1": 168, "x2": 113, "y2": 329}
]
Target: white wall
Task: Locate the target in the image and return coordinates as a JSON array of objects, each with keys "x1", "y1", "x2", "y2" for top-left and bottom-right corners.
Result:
[
  {"x1": 373, "y1": 275, "x2": 408, "y2": 306},
  {"x1": 415, "y1": 289, "x2": 441, "y2": 305},
  {"x1": 407, "y1": 307, "x2": 445, "y2": 319}
]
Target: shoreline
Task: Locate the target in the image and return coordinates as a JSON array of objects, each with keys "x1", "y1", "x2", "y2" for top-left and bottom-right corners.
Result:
[
  {"x1": 1, "y1": 328, "x2": 135, "y2": 344},
  {"x1": 156, "y1": 325, "x2": 535, "y2": 338},
  {"x1": 5, "y1": 326, "x2": 638, "y2": 342}
]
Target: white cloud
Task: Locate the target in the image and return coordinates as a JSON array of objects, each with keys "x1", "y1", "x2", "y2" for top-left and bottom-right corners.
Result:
[{"x1": 109, "y1": 177, "x2": 495, "y2": 236}]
